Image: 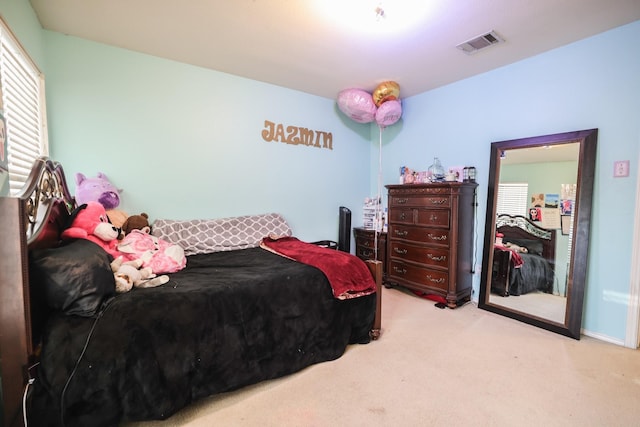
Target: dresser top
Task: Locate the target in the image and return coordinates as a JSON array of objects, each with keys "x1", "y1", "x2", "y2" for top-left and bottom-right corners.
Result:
[{"x1": 386, "y1": 182, "x2": 478, "y2": 190}]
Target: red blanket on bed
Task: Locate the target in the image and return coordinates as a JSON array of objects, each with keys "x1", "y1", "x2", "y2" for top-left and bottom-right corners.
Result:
[
  {"x1": 495, "y1": 244, "x2": 524, "y2": 268},
  {"x1": 260, "y1": 236, "x2": 376, "y2": 300}
]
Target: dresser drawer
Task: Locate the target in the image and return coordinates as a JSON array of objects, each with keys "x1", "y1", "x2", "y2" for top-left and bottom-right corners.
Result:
[
  {"x1": 356, "y1": 245, "x2": 378, "y2": 259},
  {"x1": 355, "y1": 234, "x2": 375, "y2": 249},
  {"x1": 416, "y1": 209, "x2": 450, "y2": 228},
  {"x1": 388, "y1": 241, "x2": 449, "y2": 268},
  {"x1": 388, "y1": 207, "x2": 415, "y2": 224},
  {"x1": 388, "y1": 224, "x2": 450, "y2": 247},
  {"x1": 388, "y1": 260, "x2": 449, "y2": 292},
  {"x1": 389, "y1": 195, "x2": 451, "y2": 208}
]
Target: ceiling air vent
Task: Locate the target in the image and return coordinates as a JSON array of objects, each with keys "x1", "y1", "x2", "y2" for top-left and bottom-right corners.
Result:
[{"x1": 456, "y1": 31, "x2": 504, "y2": 54}]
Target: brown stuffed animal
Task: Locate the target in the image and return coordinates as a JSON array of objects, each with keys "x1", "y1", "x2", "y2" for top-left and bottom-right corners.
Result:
[{"x1": 122, "y1": 212, "x2": 151, "y2": 235}]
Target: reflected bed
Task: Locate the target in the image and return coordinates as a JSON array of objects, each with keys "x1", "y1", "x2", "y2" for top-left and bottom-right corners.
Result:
[{"x1": 491, "y1": 214, "x2": 556, "y2": 297}]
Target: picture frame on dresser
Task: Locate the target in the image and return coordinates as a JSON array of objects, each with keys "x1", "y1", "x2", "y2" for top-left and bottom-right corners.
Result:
[{"x1": 384, "y1": 182, "x2": 478, "y2": 308}]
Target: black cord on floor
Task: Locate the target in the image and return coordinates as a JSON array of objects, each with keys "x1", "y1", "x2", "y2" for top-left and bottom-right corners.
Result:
[{"x1": 59, "y1": 297, "x2": 116, "y2": 427}]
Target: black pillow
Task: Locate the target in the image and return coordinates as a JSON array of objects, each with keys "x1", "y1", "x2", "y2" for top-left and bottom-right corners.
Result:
[{"x1": 29, "y1": 239, "x2": 116, "y2": 317}]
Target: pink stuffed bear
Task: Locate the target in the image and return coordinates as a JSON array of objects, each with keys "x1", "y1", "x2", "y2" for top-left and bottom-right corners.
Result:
[
  {"x1": 116, "y1": 229, "x2": 186, "y2": 275},
  {"x1": 61, "y1": 201, "x2": 121, "y2": 258}
]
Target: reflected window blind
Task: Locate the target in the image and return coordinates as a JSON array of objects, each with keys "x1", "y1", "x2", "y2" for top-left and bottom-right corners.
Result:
[
  {"x1": 1, "y1": 17, "x2": 48, "y2": 194},
  {"x1": 496, "y1": 182, "x2": 528, "y2": 217}
]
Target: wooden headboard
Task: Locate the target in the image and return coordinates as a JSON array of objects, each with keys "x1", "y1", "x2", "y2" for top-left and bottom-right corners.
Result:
[
  {"x1": 0, "y1": 157, "x2": 75, "y2": 427},
  {"x1": 495, "y1": 214, "x2": 556, "y2": 265}
]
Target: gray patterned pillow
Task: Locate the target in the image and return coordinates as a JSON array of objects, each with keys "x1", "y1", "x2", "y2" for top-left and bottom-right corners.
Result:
[{"x1": 152, "y1": 213, "x2": 292, "y2": 256}]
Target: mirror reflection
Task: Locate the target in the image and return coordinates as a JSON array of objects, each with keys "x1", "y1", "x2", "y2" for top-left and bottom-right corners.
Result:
[
  {"x1": 479, "y1": 129, "x2": 598, "y2": 339},
  {"x1": 489, "y1": 142, "x2": 579, "y2": 323}
]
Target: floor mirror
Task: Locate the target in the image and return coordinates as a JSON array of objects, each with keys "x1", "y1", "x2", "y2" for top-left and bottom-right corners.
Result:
[{"x1": 478, "y1": 129, "x2": 597, "y2": 339}]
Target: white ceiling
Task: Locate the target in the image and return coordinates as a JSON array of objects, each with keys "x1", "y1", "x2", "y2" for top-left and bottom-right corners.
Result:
[{"x1": 29, "y1": 0, "x2": 640, "y2": 100}]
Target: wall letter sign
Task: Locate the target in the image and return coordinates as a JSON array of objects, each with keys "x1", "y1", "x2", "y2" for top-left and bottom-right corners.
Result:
[{"x1": 261, "y1": 120, "x2": 332, "y2": 150}]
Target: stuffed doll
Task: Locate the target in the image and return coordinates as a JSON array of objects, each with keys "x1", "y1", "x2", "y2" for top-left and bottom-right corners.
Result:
[
  {"x1": 117, "y1": 229, "x2": 187, "y2": 274},
  {"x1": 75, "y1": 172, "x2": 122, "y2": 210},
  {"x1": 61, "y1": 201, "x2": 121, "y2": 258},
  {"x1": 110, "y1": 256, "x2": 169, "y2": 293},
  {"x1": 122, "y1": 213, "x2": 151, "y2": 235}
]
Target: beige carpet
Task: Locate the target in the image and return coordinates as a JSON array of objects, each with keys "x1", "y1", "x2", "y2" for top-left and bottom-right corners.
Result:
[{"x1": 124, "y1": 286, "x2": 640, "y2": 427}]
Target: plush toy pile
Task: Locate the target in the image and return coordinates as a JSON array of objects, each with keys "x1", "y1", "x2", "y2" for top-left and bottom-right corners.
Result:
[
  {"x1": 117, "y1": 212, "x2": 187, "y2": 274},
  {"x1": 65, "y1": 176, "x2": 187, "y2": 293},
  {"x1": 110, "y1": 256, "x2": 169, "y2": 293}
]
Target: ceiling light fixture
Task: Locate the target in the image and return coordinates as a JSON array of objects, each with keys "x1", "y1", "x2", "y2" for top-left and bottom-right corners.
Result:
[{"x1": 313, "y1": 1, "x2": 435, "y2": 35}]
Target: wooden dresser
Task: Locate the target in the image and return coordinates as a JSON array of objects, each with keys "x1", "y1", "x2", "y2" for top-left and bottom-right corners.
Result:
[
  {"x1": 385, "y1": 182, "x2": 477, "y2": 308},
  {"x1": 353, "y1": 227, "x2": 387, "y2": 277}
]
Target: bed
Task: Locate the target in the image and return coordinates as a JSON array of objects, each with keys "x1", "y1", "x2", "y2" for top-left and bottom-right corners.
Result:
[
  {"x1": 0, "y1": 158, "x2": 382, "y2": 427},
  {"x1": 491, "y1": 214, "x2": 556, "y2": 297}
]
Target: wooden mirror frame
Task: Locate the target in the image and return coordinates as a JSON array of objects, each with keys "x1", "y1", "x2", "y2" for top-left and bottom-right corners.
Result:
[{"x1": 478, "y1": 129, "x2": 598, "y2": 339}]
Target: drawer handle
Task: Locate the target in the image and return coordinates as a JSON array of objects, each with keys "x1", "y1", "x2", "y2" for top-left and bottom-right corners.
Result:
[
  {"x1": 361, "y1": 249, "x2": 373, "y2": 257},
  {"x1": 394, "y1": 247, "x2": 407, "y2": 255},
  {"x1": 428, "y1": 254, "x2": 446, "y2": 262},
  {"x1": 394, "y1": 229, "x2": 408, "y2": 237},
  {"x1": 430, "y1": 198, "x2": 448, "y2": 205},
  {"x1": 429, "y1": 214, "x2": 439, "y2": 222},
  {"x1": 400, "y1": 212, "x2": 407, "y2": 220},
  {"x1": 397, "y1": 198, "x2": 409, "y2": 204},
  {"x1": 426, "y1": 275, "x2": 445, "y2": 284},
  {"x1": 363, "y1": 241, "x2": 372, "y2": 247},
  {"x1": 428, "y1": 233, "x2": 447, "y2": 241},
  {"x1": 393, "y1": 266, "x2": 407, "y2": 274}
]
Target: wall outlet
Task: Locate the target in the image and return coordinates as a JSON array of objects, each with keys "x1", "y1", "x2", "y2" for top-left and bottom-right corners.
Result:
[{"x1": 614, "y1": 160, "x2": 629, "y2": 177}]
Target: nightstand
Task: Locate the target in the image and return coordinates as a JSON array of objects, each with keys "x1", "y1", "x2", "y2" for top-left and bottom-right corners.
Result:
[{"x1": 353, "y1": 227, "x2": 387, "y2": 278}]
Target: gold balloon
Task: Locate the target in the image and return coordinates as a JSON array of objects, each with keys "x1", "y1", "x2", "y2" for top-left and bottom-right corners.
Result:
[{"x1": 373, "y1": 81, "x2": 400, "y2": 107}]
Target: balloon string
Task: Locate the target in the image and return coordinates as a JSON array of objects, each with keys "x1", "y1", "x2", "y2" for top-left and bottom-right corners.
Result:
[{"x1": 375, "y1": 125, "x2": 383, "y2": 261}]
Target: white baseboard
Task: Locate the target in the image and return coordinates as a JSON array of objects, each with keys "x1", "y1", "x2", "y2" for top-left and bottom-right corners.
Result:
[{"x1": 582, "y1": 328, "x2": 626, "y2": 347}]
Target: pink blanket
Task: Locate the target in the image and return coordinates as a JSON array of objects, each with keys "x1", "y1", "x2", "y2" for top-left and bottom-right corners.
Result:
[{"x1": 260, "y1": 236, "x2": 376, "y2": 300}]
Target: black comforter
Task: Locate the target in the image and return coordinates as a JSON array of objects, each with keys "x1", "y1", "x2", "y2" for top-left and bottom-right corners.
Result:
[
  {"x1": 29, "y1": 248, "x2": 376, "y2": 426},
  {"x1": 509, "y1": 253, "x2": 555, "y2": 296}
]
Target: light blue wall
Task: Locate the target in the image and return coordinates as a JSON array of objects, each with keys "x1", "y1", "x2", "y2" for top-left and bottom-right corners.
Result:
[
  {"x1": 0, "y1": 0, "x2": 45, "y2": 68},
  {"x1": 379, "y1": 21, "x2": 640, "y2": 342},
  {"x1": 41, "y1": 32, "x2": 374, "y2": 243}
]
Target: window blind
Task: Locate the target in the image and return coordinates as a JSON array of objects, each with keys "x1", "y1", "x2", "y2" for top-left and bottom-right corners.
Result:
[
  {"x1": 496, "y1": 182, "x2": 528, "y2": 217},
  {"x1": 0, "y1": 17, "x2": 47, "y2": 194}
]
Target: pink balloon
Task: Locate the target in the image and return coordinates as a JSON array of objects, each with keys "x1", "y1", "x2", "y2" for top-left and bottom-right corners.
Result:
[
  {"x1": 375, "y1": 99, "x2": 402, "y2": 127},
  {"x1": 337, "y1": 89, "x2": 377, "y2": 124}
]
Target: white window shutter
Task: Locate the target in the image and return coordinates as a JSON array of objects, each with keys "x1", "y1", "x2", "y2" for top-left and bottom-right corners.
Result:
[
  {"x1": 496, "y1": 182, "x2": 528, "y2": 217},
  {"x1": 0, "y1": 17, "x2": 48, "y2": 194}
]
